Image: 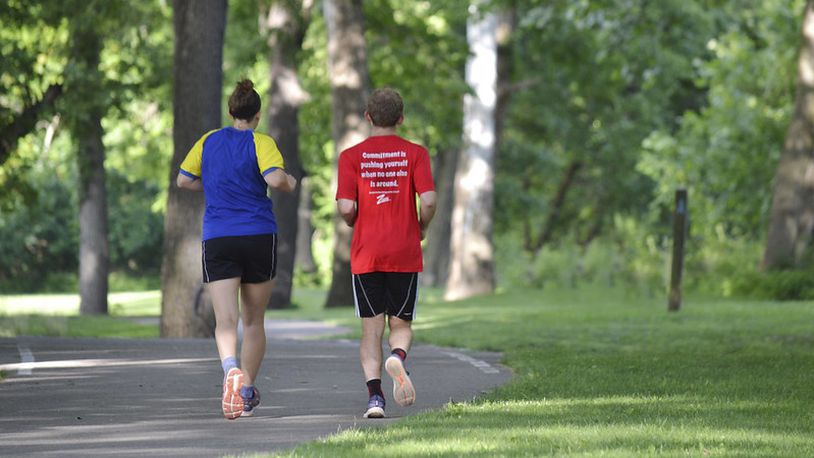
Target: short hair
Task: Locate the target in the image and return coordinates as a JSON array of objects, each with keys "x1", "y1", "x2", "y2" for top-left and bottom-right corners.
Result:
[
  {"x1": 228, "y1": 79, "x2": 261, "y2": 121},
  {"x1": 366, "y1": 88, "x2": 403, "y2": 127}
]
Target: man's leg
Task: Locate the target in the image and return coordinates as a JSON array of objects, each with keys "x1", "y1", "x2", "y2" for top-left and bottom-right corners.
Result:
[
  {"x1": 388, "y1": 315, "x2": 412, "y2": 354},
  {"x1": 239, "y1": 280, "x2": 273, "y2": 387},
  {"x1": 385, "y1": 315, "x2": 416, "y2": 406},
  {"x1": 360, "y1": 314, "x2": 386, "y2": 381},
  {"x1": 360, "y1": 314, "x2": 387, "y2": 417}
]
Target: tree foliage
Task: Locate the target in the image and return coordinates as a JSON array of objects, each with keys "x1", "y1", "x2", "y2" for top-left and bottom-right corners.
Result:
[{"x1": 0, "y1": 0, "x2": 810, "y2": 300}]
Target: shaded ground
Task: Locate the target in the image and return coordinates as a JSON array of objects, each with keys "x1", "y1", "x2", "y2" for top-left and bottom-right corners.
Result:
[{"x1": 0, "y1": 320, "x2": 511, "y2": 457}]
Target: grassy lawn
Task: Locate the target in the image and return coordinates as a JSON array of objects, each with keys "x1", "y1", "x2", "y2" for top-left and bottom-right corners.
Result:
[
  {"x1": 0, "y1": 291, "x2": 162, "y2": 338},
  {"x1": 0, "y1": 288, "x2": 337, "y2": 338},
  {"x1": 274, "y1": 287, "x2": 814, "y2": 457},
  {"x1": 2, "y1": 286, "x2": 813, "y2": 456}
]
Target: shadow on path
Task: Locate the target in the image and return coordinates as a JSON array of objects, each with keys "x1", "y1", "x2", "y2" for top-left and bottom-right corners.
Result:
[{"x1": 0, "y1": 320, "x2": 511, "y2": 457}]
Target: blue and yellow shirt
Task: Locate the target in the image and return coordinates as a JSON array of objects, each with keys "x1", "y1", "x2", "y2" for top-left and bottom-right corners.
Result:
[{"x1": 179, "y1": 127, "x2": 285, "y2": 241}]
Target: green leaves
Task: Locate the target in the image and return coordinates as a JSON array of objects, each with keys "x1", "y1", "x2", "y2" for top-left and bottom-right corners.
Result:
[{"x1": 638, "y1": 0, "x2": 802, "y2": 239}]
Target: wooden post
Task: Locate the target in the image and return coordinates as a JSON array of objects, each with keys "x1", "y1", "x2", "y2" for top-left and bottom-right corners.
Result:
[{"x1": 668, "y1": 189, "x2": 688, "y2": 311}]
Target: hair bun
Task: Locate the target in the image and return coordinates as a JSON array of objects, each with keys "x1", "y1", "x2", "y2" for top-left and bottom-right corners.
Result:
[
  {"x1": 236, "y1": 79, "x2": 254, "y2": 92},
  {"x1": 228, "y1": 79, "x2": 261, "y2": 121}
]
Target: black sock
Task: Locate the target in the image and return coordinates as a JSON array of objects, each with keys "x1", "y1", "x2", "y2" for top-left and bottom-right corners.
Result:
[
  {"x1": 366, "y1": 379, "x2": 383, "y2": 397},
  {"x1": 391, "y1": 348, "x2": 407, "y2": 362}
]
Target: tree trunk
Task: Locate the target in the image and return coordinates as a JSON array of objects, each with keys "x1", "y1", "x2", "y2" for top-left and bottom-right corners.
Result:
[
  {"x1": 77, "y1": 115, "x2": 109, "y2": 315},
  {"x1": 260, "y1": 0, "x2": 312, "y2": 309},
  {"x1": 323, "y1": 0, "x2": 371, "y2": 308},
  {"x1": 295, "y1": 175, "x2": 317, "y2": 273},
  {"x1": 0, "y1": 84, "x2": 62, "y2": 166},
  {"x1": 494, "y1": 7, "x2": 515, "y2": 160},
  {"x1": 422, "y1": 148, "x2": 458, "y2": 287},
  {"x1": 161, "y1": 0, "x2": 226, "y2": 337},
  {"x1": 763, "y1": 0, "x2": 814, "y2": 270},
  {"x1": 67, "y1": 27, "x2": 109, "y2": 315},
  {"x1": 445, "y1": 2, "x2": 498, "y2": 300},
  {"x1": 527, "y1": 159, "x2": 582, "y2": 256}
]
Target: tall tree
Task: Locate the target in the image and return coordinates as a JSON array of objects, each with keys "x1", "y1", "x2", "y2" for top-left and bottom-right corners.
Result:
[
  {"x1": 422, "y1": 148, "x2": 457, "y2": 287},
  {"x1": 445, "y1": 1, "x2": 498, "y2": 300},
  {"x1": 295, "y1": 176, "x2": 317, "y2": 273},
  {"x1": 161, "y1": 0, "x2": 227, "y2": 337},
  {"x1": 260, "y1": 0, "x2": 313, "y2": 309},
  {"x1": 763, "y1": 0, "x2": 814, "y2": 270},
  {"x1": 66, "y1": 13, "x2": 109, "y2": 315},
  {"x1": 323, "y1": 0, "x2": 371, "y2": 307}
]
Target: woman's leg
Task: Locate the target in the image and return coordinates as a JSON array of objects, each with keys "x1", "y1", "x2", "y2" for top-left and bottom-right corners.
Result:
[
  {"x1": 239, "y1": 280, "x2": 274, "y2": 386},
  {"x1": 208, "y1": 278, "x2": 242, "y2": 363}
]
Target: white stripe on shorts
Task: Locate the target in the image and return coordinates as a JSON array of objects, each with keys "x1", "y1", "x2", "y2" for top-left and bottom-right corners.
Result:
[
  {"x1": 352, "y1": 274, "x2": 377, "y2": 317},
  {"x1": 352, "y1": 275, "x2": 361, "y2": 318},
  {"x1": 202, "y1": 241, "x2": 210, "y2": 283},
  {"x1": 269, "y1": 234, "x2": 276, "y2": 278},
  {"x1": 395, "y1": 273, "x2": 417, "y2": 318}
]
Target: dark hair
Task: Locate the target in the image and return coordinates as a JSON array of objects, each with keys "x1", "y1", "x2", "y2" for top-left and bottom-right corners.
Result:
[
  {"x1": 366, "y1": 88, "x2": 403, "y2": 127},
  {"x1": 228, "y1": 79, "x2": 261, "y2": 121}
]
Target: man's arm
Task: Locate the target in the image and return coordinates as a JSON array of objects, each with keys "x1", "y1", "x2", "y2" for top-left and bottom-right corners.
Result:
[
  {"x1": 418, "y1": 190, "x2": 437, "y2": 240},
  {"x1": 337, "y1": 198, "x2": 357, "y2": 227},
  {"x1": 264, "y1": 168, "x2": 297, "y2": 192},
  {"x1": 176, "y1": 173, "x2": 203, "y2": 191}
]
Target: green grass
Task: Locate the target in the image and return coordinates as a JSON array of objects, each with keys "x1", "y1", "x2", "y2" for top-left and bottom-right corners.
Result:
[
  {"x1": 0, "y1": 287, "x2": 336, "y2": 338},
  {"x1": 272, "y1": 287, "x2": 814, "y2": 457},
  {"x1": 0, "y1": 291, "x2": 162, "y2": 338}
]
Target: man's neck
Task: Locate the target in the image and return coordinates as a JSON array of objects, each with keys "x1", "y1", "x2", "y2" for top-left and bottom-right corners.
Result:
[{"x1": 370, "y1": 125, "x2": 397, "y2": 137}]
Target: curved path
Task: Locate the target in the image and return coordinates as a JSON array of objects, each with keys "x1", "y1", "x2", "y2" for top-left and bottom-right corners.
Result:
[{"x1": 0, "y1": 320, "x2": 511, "y2": 457}]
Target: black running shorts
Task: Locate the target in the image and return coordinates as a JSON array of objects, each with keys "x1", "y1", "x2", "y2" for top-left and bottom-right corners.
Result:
[
  {"x1": 352, "y1": 272, "x2": 419, "y2": 320},
  {"x1": 202, "y1": 233, "x2": 277, "y2": 283}
]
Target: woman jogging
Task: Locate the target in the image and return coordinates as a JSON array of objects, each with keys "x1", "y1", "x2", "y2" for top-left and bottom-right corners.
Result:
[{"x1": 176, "y1": 79, "x2": 297, "y2": 420}]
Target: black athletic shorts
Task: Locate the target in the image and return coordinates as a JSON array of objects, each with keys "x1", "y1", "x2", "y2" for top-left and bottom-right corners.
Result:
[
  {"x1": 202, "y1": 233, "x2": 277, "y2": 283},
  {"x1": 352, "y1": 272, "x2": 419, "y2": 320}
]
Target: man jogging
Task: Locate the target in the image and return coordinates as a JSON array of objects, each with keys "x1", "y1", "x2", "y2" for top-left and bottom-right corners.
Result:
[{"x1": 335, "y1": 88, "x2": 437, "y2": 418}]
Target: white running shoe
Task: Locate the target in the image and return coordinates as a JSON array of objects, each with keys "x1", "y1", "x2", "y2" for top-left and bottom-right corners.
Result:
[
  {"x1": 222, "y1": 368, "x2": 244, "y2": 420},
  {"x1": 385, "y1": 355, "x2": 416, "y2": 407}
]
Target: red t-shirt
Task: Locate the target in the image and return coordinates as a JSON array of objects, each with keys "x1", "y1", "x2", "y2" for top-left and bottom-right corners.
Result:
[{"x1": 336, "y1": 135, "x2": 435, "y2": 274}]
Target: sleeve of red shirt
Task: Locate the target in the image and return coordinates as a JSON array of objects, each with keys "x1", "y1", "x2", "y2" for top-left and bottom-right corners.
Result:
[
  {"x1": 413, "y1": 147, "x2": 435, "y2": 194},
  {"x1": 336, "y1": 151, "x2": 358, "y2": 201}
]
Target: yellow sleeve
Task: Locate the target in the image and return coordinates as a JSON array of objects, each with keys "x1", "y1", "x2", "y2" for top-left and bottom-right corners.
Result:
[
  {"x1": 179, "y1": 130, "x2": 217, "y2": 178},
  {"x1": 254, "y1": 133, "x2": 285, "y2": 175}
]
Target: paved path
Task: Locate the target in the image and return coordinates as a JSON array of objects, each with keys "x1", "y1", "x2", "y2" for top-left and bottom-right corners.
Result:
[{"x1": 0, "y1": 320, "x2": 511, "y2": 457}]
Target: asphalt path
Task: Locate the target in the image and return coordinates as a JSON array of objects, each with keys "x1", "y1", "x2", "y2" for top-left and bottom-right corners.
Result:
[{"x1": 0, "y1": 320, "x2": 511, "y2": 457}]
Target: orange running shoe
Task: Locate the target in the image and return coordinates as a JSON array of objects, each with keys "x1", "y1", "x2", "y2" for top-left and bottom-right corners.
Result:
[
  {"x1": 222, "y1": 367, "x2": 245, "y2": 420},
  {"x1": 385, "y1": 355, "x2": 415, "y2": 407}
]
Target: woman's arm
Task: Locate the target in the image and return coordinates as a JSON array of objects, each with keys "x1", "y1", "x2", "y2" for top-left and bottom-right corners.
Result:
[
  {"x1": 264, "y1": 168, "x2": 297, "y2": 192},
  {"x1": 177, "y1": 173, "x2": 203, "y2": 191}
]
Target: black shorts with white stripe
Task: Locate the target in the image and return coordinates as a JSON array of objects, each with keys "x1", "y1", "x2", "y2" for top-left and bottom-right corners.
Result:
[
  {"x1": 352, "y1": 272, "x2": 418, "y2": 320},
  {"x1": 201, "y1": 233, "x2": 277, "y2": 283}
]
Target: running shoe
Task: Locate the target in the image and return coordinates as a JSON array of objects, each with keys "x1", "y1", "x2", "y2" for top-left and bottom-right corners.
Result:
[
  {"x1": 222, "y1": 367, "x2": 245, "y2": 420},
  {"x1": 385, "y1": 355, "x2": 416, "y2": 406},
  {"x1": 241, "y1": 386, "x2": 261, "y2": 417},
  {"x1": 363, "y1": 394, "x2": 386, "y2": 418}
]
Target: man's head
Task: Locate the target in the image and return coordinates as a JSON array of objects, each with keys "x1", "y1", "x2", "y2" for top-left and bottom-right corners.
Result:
[{"x1": 365, "y1": 88, "x2": 404, "y2": 128}]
